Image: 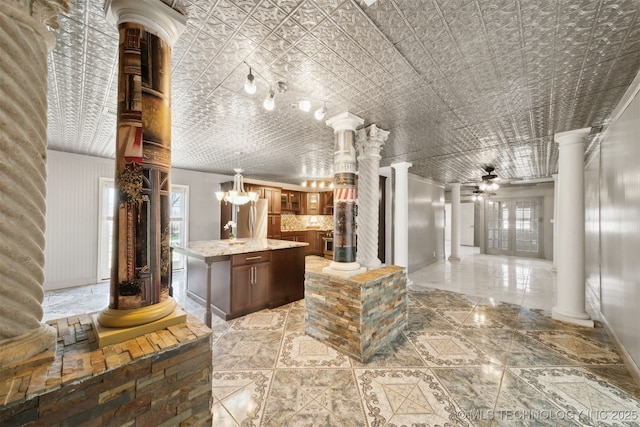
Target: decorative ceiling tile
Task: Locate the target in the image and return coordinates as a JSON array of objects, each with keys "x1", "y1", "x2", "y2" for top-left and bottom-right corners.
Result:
[{"x1": 42, "y1": 0, "x2": 640, "y2": 185}]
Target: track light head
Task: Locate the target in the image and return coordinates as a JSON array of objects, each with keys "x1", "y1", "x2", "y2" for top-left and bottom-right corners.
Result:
[
  {"x1": 263, "y1": 89, "x2": 275, "y2": 111},
  {"x1": 244, "y1": 67, "x2": 256, "y2": 95}
]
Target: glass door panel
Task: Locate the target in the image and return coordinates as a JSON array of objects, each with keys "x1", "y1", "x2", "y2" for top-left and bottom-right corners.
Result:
[{"x1": 485, "y1": 198, "x2": 543, "y2": 258}]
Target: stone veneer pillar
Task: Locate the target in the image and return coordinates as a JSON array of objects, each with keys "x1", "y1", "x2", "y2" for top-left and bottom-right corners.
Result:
[
  {"x1": 552, "y1": 128, "x2": 594, "y2": 327},
  {"x1": 0, "y1": 0, "x2": 69, "y2": 369},
  {"x1": 391, "y1": 162, "x2": 412, "y2": 268},
  {"x1": 449, "y1": 182, "x2": 461, "y2": 261},
  {"x1": 356, "y1": 124, "x2": 389, "y2": 270},
  {"x1": 552, "y1": 173, "x2": 558, "y2": 272},
  {"x1": 98, "y1": 0, "x2": 186, "y2": 328},
  {"x1": 324, "y1": 112, "x2": 366, "y2": 277}
]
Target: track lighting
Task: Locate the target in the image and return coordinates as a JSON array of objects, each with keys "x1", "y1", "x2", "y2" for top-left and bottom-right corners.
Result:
[
  {"x1": 263, "y1": 88, "x2": 275, "y2": 111},
  {"x1": 244, "y1": 67, "x2": 256, "y2": 95},
  {"x1": 298, "y1": 100, "x2": 311, "y2": 112},
  {"x1": 314, "y1": 103, "x2": 327, "y2": 121}
]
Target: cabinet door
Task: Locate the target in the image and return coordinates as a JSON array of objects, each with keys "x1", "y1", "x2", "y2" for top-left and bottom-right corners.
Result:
[
  {"x1": 231, "y1": 266, "x2": 252, "y2": 313},
  {"x1": 267, "y1": 214, "x2": 281, "y2": 239},
  {"x1": 306, "y1": 192, "x2": 319, "y2": 215},
  {"x1": 304, "y1": 231, "x2": 315, "y2": 255},
  {"x1": 290, "y1": 192, "x2": 301, "y2": 212},
  {"x1": 252, "y1": 263, "x2": 270, "y2": 307}
]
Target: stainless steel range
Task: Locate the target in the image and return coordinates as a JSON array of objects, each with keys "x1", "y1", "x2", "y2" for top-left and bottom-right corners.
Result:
[{"x1": 321, "y1": 233, "x2": 333, "y2": 260}]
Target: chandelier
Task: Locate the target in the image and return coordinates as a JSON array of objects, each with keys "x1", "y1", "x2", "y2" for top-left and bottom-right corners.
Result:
[{"x1": 215, "y1": 168, "x2": 258, "y2": 206}]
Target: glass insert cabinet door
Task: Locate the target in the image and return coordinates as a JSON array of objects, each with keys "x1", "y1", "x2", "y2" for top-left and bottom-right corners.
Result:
[{"x1": 486, "y1": 198, "x2": 543, "y2": 258}]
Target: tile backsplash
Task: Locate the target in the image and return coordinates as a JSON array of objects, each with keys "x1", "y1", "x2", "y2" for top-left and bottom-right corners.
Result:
[{"x1": 281, "y1": 212, "x2": 333, "y2": 231}]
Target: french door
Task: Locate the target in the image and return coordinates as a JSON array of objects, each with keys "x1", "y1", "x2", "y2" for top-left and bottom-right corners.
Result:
[{"x1": 486, "y1": 198, "x2": 543, "y2": 258}]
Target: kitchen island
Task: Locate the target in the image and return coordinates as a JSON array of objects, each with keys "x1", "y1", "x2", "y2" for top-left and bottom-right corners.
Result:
[{"x1": 174, "y1": 238, "x2": 308, "y2": 325}]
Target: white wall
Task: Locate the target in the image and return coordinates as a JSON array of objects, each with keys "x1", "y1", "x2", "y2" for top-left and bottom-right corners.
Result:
[
  {"x1": 592, "y1": 73, "x2": 640, "y2": 373},
  {"x1": 43, "y1": 150, "x2": 229, "y2": 290},
  {"x1": 407, "y1": 174, "x2": 445, "y2": 272}
]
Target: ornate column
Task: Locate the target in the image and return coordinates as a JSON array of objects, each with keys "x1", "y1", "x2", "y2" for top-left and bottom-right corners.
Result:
[
  {"x1": 97, "y1": 0, "x2": 186, "y2": 330},
  {"x1": 552, "y1": 128, "x2": 593, "y2": 327},
  {"x1": 323, "y1": 112, "x2": 366, "y2": 277},
  {"x1": 551, "y1": 173, "x2": 558, "y2": 272},
  {"x1": 356, "y1": 124, "x2": 389, "y2": 270},
  {"x1": 391, "y1": 162, "x2": 412, "y2": 268},
  {"x1": 449, "y1": 183, "x2": 461, "y2": 261},
  {"x1": 0, "y1": 0, "x2": 69, "y2": 368}
]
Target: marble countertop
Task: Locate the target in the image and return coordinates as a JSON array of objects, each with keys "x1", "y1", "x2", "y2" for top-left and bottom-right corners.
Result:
[{"x1": 174, "y1": 238, "x2": 308, "y2": 260}]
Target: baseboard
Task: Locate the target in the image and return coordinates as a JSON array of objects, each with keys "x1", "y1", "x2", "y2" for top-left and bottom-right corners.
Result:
[{"x1": 586, "y1": 286, "x2": 640, "y2": 387}]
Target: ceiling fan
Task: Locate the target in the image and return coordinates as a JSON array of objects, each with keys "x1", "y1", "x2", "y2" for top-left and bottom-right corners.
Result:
[
  {"x1": 461, "y1": 185, "x2": 496, "y2": 201},
  {"x1": 478, "y1": 166, "x2": 501, "y2": 191}
]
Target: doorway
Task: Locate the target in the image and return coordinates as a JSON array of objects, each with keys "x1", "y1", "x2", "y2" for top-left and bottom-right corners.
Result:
[{"x1": 486, "y1": 198, "x2": 544, "y2": 258}]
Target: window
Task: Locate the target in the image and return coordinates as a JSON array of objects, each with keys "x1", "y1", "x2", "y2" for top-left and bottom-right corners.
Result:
[
  {"x1": 98, "y1": 179, "x2": 189, "y2": 281},
  {"x1": 170, "y1": 185, "x2": 189, "y2": 270}
]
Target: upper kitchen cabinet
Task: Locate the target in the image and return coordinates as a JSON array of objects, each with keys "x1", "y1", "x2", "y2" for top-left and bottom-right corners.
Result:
[
  {"x1": 321, "y1": 191, "x2": 333, "y2": 215},
  {"x1": 306, "y1": 192, "x2": 319, "y2": 215},
  {"x1": 264, "y1": 187, "x2": 281, "y2": 214},
  {"x1": 281, "y1": 191, "x2": 302, "y2": 213}
]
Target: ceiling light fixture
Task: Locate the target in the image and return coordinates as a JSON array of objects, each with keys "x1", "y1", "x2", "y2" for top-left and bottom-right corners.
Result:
[
  {"x1": 244, "y1": 66, "x2": 256, "y2": 95},
  {"x1": 263, "y1": 88, "x2": 275, "y2": 111},
  {"x1": 314, "y1": 103, "x2": 327, "y2": 121},
  {"x1": 215, "y1": 168, "x2": 258, "y2": 206},
  {"x1": 298, "y1": 100, "x2": 311, "y2": 112},
  {"x1": 479, "y1": 166, "x2": 500, "y2": 192}
]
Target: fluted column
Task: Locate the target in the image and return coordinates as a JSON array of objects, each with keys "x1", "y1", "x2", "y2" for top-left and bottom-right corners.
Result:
[
  {"x1": 552, "y1": 128, "x2": 593, "y2": 327},
  {"x1": 552, "y1": 173, "x2": 558, "y2": 272},
  {"x1": 449, "y1": 183, "x2": 461, "y2": 261},
  {"x1": 356, "y1": 124, "x2": 389, "y2": 270},
  {"x1": 98, "y1": 0, "x2": 186, "y2": 328},
  {"x1": 323, "y1": 112, "x2": 366, "y2": 277},
  {"x1": 0, "y1": 0, "x2": 69, "y2": 368},
  {"x1": 391, "y1": 162, "x2": 412, "y2": 268}
]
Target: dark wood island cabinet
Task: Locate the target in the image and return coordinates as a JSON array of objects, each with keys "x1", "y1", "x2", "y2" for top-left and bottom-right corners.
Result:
[{"x1": 174, "y1": 239, "x2": 307, "y2": 325}]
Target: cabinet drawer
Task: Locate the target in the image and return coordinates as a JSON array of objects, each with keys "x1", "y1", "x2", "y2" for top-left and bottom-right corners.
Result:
[{"x1": 232, "y1": 251, "x2": 271, "y2": 266}]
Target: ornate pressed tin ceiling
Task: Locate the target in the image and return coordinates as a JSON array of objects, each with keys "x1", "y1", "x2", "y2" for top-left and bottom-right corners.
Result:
[{"x1": 46, "y1": 0, "x2": 640, "y2": 185}]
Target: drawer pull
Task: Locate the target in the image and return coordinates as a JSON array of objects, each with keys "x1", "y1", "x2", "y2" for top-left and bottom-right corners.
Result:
[{"x1": 245, "y1": 256, "x2": 262, "y2": 260}]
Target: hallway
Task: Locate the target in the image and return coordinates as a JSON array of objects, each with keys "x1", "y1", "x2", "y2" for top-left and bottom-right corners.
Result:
[{"x1": 41, "y1": 252, "x2": 640, "y2": 426}]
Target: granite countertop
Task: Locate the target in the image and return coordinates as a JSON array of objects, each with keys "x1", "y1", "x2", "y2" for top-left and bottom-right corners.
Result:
[{"x1": 174, "y1": 238, "x2": 308, "y2": 259}]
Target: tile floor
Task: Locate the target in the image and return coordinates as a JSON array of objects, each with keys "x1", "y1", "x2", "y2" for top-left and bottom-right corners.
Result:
[{"x1": 42, "y1": 248, "x2": 640, "y2": 426}]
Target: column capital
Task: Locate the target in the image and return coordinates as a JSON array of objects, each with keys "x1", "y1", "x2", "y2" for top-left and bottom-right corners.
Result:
[
  {"x1": 555, "y1": 128, "x2": 590, "y2": 147},
  {"x1": 356, "y1": 124, "x2": 388, "y2": 159},
  {"x1": 391, "y1": 161, "x2": 412, "y2": 171},
  {"x1": 449, "y1": 182, "x2": 461, "y2": 188},
  {"x1": 552, "y1": 173, "x2": 558, "y2": 180},
  {"x1": 7, "y1": 0, "x2": 69, "y2": 28},
  {"x1": 326, "y1": 112, "x2": 364, "y2": 132},
  {"x1": 105, "y1": 0, "x2": 187, "y2": 47}
]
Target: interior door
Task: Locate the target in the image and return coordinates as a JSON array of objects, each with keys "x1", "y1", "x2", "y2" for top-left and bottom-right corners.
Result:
[
  {"x1": 486, "y1": 198, "x2": 543, "y2": 258},
  {"x1": 460, "y1": 202, "x2": 475, "y2": 246}
]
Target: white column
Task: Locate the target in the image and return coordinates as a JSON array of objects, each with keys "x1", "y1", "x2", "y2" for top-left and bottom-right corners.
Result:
[
  {"x1": 391, "y1": 162, "x2": 412, "y2": 268},
  {"x1": 356, "y1": 124, "x2": 388, "y2": 270},
  {"x1": 552, "y1": 128, "x2": 593, "y2": 327},
  {"x1": 551, "y1": 173, "x2": 558, "y2": 272},
  {"x1": 0, "y1": 0, "x2": 69, "y2": 368},
  {"x1": 449, "y1": 183, "x2": 461, "y2": 261}
]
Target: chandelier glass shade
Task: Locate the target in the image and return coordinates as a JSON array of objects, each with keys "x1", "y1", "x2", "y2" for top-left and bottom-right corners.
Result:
[{"x1": 215, "y1": 168, "x2": 259, "y2": 206}]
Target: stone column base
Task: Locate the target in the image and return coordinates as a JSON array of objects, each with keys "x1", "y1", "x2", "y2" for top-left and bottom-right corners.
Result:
[
  {"x1": 448, "y1": 255, "x2": 461, "y2": 261},
  {"x1": 0, "y1": 324, "x2": 57, "y2": 369}
]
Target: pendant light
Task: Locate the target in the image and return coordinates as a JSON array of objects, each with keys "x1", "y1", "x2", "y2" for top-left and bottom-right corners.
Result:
[
  {"x1": 244, "y1": 67, "x2": 256, "y2": 95},
  {"x1": 263, "y1": 88, "x2": 275, "y2": 111},
  {"x1": 314, "y1": 103, "x2": 327, "y2": 121}
]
